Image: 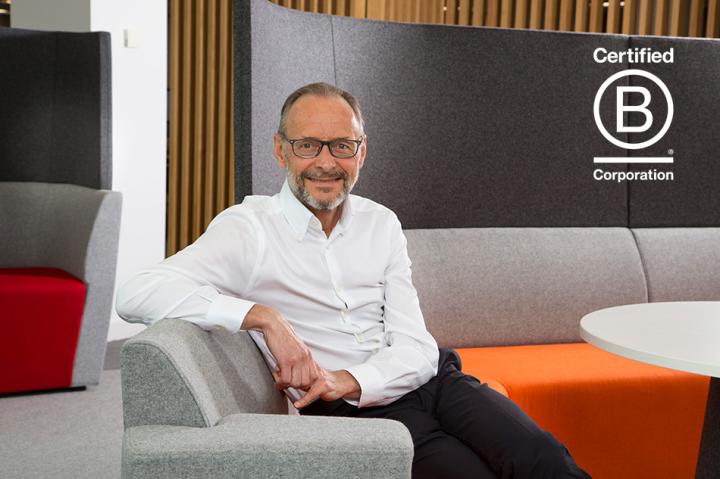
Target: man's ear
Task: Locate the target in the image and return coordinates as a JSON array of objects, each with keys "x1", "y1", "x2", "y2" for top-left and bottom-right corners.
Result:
[
  {"x1": 273, "y1": 133, "x2": 287, "y2": 169},
  {"x1": 357, "y1": 135, "x2": 367, "y2": 170}
]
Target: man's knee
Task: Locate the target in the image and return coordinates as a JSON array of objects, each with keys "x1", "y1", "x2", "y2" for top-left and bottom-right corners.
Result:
[
  {"x1": 412, "y1": 433, "x2": 496, "y2": 479},
  {"x1": 506, "y1": 431, "x2": 589, "y2": 478}
]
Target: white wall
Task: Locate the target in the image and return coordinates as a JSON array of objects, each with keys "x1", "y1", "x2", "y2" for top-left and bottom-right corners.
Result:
[{"x1": 12, "y1": 0, "x2": 166, "y2": 341}]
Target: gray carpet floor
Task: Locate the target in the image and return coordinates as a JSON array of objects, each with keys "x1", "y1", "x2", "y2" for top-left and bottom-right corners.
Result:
[{"x1": 0, "y1": 340, "x2": 126, "y2": 479}]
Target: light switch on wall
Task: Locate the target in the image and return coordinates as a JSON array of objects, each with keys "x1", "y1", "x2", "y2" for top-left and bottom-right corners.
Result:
[{"x1": 124, "y1": 28, "x2": 141, "y2": 48}]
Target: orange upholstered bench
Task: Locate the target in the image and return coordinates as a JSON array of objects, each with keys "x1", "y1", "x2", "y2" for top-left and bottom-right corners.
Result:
[{"x1": 457, "y1": 343, "x2": 710, "y2": 479}]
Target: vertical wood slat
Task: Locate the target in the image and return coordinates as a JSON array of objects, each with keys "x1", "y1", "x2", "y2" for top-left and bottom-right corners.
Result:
[
  {"x1": 394, "y1": 0, "x2": 405, "y2": 21},
  {"x1": 573, "y1": 0, "x2": 587, "y2": 32},
  {"x1": 192, "y1": 0, "x2": 205, "y2": 241},
  {"x1": 544, "y1": 0, "x2": 558, "y2": 30},
  {"x1": 486, "y1": 0, "x2": 499, "y2": 26},
  {"x1": 458, "y1": 0, "x2": 471, "y2": 25},
  {"x1": 180, "y1": 0, "x2": 192, "y2": 250},
  {"x1": 472, "y1": 0, "x2": 485, "y2": 25},
  {"x1": 423, "y1": 0, "x2": 433, "y2": 22},
  {"x1": 204, "y1": 0, "x2": 218, "y2": 229},
  {"x1": 606, "y1": 0, "x2": 621, "y2": 33},
  {"x1": 446, "y1": 0, "x2": 458, "y2": 24},
  {"x1": 638, "y1": 0, "x2": 652, "y2": 34},
  {"x1": 350, "y1": 0, "x2": 366, "y2": 18},
  {"x1": 218, "y1": 0, "x2": 231, "y2": 213},
  {"x1": 500, "y1": 0, "x2": 513, "y2": 28},
  {"x1": 433, "y1": 0, "x2": 444, "y2": 23},
  {"x1": 588, "y1": 0, "x2": 603, "y2": 32},
  {"x1": 514, "y1": 0, "x2": 528, "y2": 28},
  {"x1": 167, "y1": 0, "x2": 181, "y2": 253},
  {"x1": 709, "y1": 0, "x2": 720, "y2": 38},
  {"x1": 529, "y1": 0, "x2": 543, "y2": 29},
  {"x1": 622, "y1": 0, "x2": 636, "y2": 34},
  {"x1": 385, "y1": 0, "x2": 395, "y2": 20},
  {"x1": 558, "y1": 0, "x2": 573, "y2": 31},
  {"x1": 689, "y1": 0, "x2": 704, "y2": 36},
  {"x1": 367, "y1": 0, "x2": 385, "y2": 19},
  {"x1": 336, "y1": 0, "x2": 347, "y2": 15},
  {"x1": 653, "y1": 0, "x2": 668, "y2": 36},
  {"x1": 670, "y1": 0, "x2": 684, "y2": 36}
]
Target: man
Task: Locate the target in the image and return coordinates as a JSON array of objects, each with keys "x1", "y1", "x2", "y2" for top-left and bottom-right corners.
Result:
[{"x1": 117, "y1": 82, "x2": 589, "y2": 478}]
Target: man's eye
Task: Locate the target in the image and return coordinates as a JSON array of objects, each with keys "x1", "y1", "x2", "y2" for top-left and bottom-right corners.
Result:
[
  {"x1": 335, "y1": 142, "x2": 351, "y2": 150},
  {"x1": 300, "y1": 142, "x2": 313, "y2": 149}
]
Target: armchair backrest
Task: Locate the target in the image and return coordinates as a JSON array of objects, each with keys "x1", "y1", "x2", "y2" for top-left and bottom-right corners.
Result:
[
  {"x1": 121, "y1": 319, "x2": 287, "y2": 429},
  {"x1": 0, "y1": 28, "x2": 112, "y2": 190}
]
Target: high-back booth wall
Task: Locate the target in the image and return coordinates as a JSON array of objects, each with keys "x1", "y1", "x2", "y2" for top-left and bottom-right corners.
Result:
[{"x1": 235, "y1": 0, "x2": 720, "y2": 230}]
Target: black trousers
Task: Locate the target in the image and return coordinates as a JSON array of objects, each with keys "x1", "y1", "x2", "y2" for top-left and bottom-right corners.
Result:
[{"x1": 300, "y1": 348, "x2": 591, "y2": 479}]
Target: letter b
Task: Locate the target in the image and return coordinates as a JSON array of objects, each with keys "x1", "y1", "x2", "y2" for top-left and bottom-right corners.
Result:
[{"x1": 616, "y1": 86, "x2": 653, "y2": 133}]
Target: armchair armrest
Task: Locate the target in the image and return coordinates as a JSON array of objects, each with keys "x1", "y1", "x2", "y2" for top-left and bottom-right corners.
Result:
[{"x1": 122, "y1": 413, "x2": 413, "y2": 479}]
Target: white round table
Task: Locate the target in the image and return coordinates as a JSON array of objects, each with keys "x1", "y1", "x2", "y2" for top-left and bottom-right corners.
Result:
[{"x1": 581, "y1": 302, "x2": 720, "y2": 479}]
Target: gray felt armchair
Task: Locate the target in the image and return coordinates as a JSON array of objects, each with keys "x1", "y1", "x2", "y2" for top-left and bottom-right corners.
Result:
[
  {"x1": 120, "y1": 319, "x2": 413, "y2": 479},
  {"x1": 0, "y1": 27, "x2": 121, "y2": 393}
]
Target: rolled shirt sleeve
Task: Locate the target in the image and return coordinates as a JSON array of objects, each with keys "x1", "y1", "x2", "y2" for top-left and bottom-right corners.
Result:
[
  {"x1": 345, "y1": 214, "x2": 439, "y2": 408},
  {"x1": 115, "y1": 208, "x2": 261, "y2": 332}
]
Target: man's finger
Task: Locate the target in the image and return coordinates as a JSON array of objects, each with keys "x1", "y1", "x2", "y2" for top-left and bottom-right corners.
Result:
[
  {"x1": 294, "y1": 381, "x2": 322, "y2": 409},
  {"x1": 281, "y1": 364, "x2": 293, "y2": 386},
  {"x1": 300, "y1": 364, "x2": 310, "y2": 389}
]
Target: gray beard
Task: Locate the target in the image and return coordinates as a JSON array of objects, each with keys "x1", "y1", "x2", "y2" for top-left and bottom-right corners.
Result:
[{"x1": 286, "y1": 168, "x2": 356, "y2": 211}]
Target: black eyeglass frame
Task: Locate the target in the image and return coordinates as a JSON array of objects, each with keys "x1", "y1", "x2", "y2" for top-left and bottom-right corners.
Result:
[{"x1": 280, "y1": 133, "x2": 364, "y2": 159}]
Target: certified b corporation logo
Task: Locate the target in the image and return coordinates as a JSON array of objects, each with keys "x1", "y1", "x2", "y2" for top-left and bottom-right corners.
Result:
[
  {"x1": 593, "y1": 69, "x2": 673, "y2": 150},
  {"x1": 591, "y1": 47, "x2": 675, "y2": 182}
]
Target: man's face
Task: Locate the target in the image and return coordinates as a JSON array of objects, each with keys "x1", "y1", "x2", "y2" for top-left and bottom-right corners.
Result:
[{"x1": 273, "y1": 94, "x2": 366, "y2": 212}]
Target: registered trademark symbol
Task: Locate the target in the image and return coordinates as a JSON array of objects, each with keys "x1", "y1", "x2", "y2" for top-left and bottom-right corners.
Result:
[{"x1": 668, "y1": 149, "x2": 674, "y2": 155}]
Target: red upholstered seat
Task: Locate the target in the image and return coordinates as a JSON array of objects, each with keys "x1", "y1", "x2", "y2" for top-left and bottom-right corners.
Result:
[
  {"x1": 457, "y1": 343, "x2": 710, "y2": 479},
  {"x1": 0, "y1": 268, "x2": 86, "y2": 394}
]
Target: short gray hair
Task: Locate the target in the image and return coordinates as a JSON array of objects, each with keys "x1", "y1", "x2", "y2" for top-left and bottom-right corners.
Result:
[{"x1": 278, "y1": 82, "x2": 365, "y2": 136}]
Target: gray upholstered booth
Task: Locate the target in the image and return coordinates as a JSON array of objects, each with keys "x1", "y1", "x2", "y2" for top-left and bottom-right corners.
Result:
[
  {"x1": 120, "y1": 0, "x2": 720, "y2": 478},
  {"x1": 0, "y1": 27, "x2": 121, "y2": 391}
]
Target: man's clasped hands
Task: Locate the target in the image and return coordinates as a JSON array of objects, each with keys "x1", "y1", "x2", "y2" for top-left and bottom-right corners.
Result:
[{"x1": 247, "y1": 304, "x2": 361, "y2": 409}]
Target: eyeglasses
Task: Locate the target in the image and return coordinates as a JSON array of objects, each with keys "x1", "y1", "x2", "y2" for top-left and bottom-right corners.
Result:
[{"x1": 281, "y1": 134, "x2": 364, "y2": 159}]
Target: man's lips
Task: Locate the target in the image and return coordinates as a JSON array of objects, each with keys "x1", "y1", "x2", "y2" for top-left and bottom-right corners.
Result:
[{"x1": 305, "y1": 177, "x2": 342, "y2": 184}]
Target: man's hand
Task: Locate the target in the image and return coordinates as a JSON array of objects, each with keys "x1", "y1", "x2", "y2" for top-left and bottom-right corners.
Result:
[
  {"x1": 292, "y1": 368, "x2": 361, "y2": 410},
  {"x1": 244, "y1": 304, "x2": 321, "y2": 391}
]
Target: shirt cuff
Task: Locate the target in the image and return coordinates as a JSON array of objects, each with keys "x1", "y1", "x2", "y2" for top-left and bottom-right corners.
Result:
[
  {"x1": 344, "y1": 362, "x2": 386, "y2": 408},
  {"x1": 206, "y1": 294, "x2": 256, "y2": 333}
]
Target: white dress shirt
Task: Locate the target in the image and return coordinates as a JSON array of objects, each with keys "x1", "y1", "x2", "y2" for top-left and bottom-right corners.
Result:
[{"x1": 116, "y1": 180, "x2": 439, "y2": 408}]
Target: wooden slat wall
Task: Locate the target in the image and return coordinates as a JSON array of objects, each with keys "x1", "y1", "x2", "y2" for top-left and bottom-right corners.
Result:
[
  {"x1": 168, "y1": 0, "x2": 720, "y2": 255},
  {"x1": 269, "y1": 0, "x2": 720, "y2": 36},
  {"x1": 168, "y1": 0, "x2": 234, "y2": 255}
]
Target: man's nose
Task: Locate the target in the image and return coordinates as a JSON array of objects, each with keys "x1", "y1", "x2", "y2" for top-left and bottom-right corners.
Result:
[{"x1": 314, "y1": 145, "x2": 337, "y2": 169}]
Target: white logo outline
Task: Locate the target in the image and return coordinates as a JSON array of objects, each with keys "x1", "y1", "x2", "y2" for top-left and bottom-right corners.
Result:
[{"x1": 593, "y1": 69, "x2": 674, "y2": 150}]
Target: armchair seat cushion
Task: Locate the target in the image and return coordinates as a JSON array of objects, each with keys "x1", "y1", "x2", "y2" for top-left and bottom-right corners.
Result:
[
  {"x1": 122, "y1": 413, "x2": 413, "y2": 479},
  {"x1": 0, "y1": 267, "x2": 86, "y2": 393},
  {"x1": 457, "y1": 343, "x2": 709, "y2": 479}
]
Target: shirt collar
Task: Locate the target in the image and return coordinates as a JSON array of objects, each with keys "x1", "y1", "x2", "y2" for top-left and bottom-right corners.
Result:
[{"x1": 278, "y1": 179, "x2": 354, "y2": 241}]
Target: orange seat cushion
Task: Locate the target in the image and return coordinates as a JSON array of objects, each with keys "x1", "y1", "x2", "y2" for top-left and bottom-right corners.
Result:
[{"x1": 456, "y1": 343, "x2": 709, "y2": 479}]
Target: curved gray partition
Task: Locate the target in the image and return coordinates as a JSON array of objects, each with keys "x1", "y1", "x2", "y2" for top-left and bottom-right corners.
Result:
[
  {"x1": 0, "y1": 28, "x2": 112, "y2": 190},
  {"x1": 626, "y1": 36, "x2": 720, "y2": 227},
  {"x1": 235, "y1": 0, "x2": 720, "y2": 228}
]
